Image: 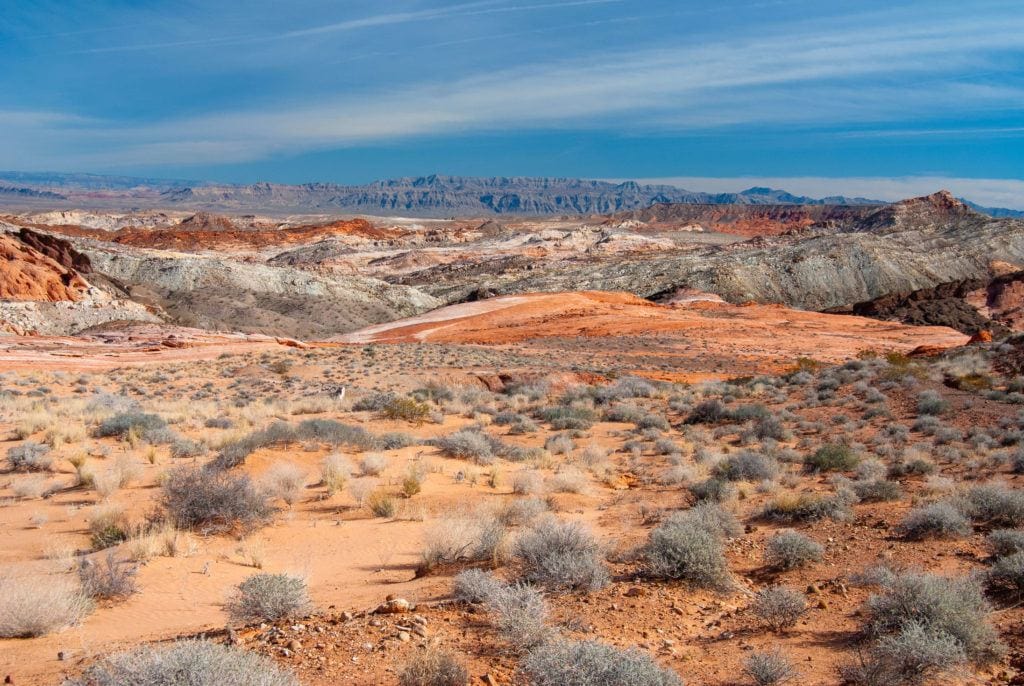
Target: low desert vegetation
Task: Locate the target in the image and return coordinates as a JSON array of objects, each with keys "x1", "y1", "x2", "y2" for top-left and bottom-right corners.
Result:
[
  {"x1": 744, "y1": 649, "x2": 798, "y2": 686},
  {"x1": 225, "y1": 573, "x2": 311, "y2": 625},
  {"x1": 520, "y1": 639, "x2": 683, "y2": 686},
  {"x1": 0, "y1": 574, "x2": 92, "y2": 638},
  {"x1": 162, "y1": 466, "x2": 273, "y2": 533},
  {"x1": 398, "y1": 648, "x2": 468, "y2": 686},
  {"x1": 750, "y1": 585, "x2": 806, "y2": 632},
  {"x1": 9, "y1": 330, "x2": 1024, "y2": 685},
  {"x1": 513, "y1": 517, "x2": 608, "y2": 592},
  {"x1": 764, "y1": 530, "x2": 823, "y2": 570},
  {"x1": 65, "y1": 640, "x2": 298, "y2": 686},
  {"x1": 643, "y1": 506, "x2": 733, "y2": 590}
]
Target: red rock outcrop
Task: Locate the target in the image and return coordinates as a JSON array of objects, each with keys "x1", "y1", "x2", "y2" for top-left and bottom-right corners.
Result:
[{"x1": 0, "y1": 232, "x2": 90, "y2": 301}]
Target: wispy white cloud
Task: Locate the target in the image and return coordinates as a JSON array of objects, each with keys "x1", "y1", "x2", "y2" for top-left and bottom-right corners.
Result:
[
  {"x1": 13, "y1": 3, "x2": 1024, "y2": 173},
  {"x1": 70, "y1": 0, "x2": 626, "y2": 54},
  {"x1": 623, "y1": 176, "x2": 1024, "y2": 210}
]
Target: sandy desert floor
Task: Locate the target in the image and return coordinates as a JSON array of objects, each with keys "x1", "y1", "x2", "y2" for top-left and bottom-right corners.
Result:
[{"x1": 0, "y1": 295, "x2": 1020, "y2": 686}]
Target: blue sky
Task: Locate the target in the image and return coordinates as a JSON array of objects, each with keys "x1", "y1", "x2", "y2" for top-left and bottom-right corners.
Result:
[{"x1": 2, "y1": 0, "x2": 1023, "y2": 206}]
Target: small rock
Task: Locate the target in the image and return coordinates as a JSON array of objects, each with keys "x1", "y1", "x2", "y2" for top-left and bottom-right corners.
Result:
[
  {"x1": 287, "y1": 639, "x2": 302, "y2": 651},
  {"x1": 398, "y1": 632, "x2": 411, "y2": 642}
]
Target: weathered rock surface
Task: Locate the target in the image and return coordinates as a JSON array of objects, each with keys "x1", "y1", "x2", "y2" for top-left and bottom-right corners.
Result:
[
  {"x1": 81, "y1": 244, "x2": 440, "y2": 338},
  {"x1": 0, "y1": 230, "x2": 90, "y2": 301},
  {"x1": 412, "y1": 193, "x2": 1024, "y2": 313}
]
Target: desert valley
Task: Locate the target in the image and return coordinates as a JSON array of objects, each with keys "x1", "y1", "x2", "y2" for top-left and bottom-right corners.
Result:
[
  {"x1": 1, "y1": 176, "x2": 1024, "y2": 685},
  {"x1": 3, "y1": 1, "x2": 1024, "y2": 684}
]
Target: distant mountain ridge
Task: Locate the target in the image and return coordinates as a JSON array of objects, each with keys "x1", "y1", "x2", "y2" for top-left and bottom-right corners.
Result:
[
  {"x1": 159, "y1": 176, "x2": 886, "y2": 216},
  {"x1": 0, "y1": 171, "x2": 1019, "y2": 218}
]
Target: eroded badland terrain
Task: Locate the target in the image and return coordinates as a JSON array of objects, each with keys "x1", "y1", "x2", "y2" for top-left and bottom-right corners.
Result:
[{"x1": 5, "y1": 187, "x2": 1024, "y2": 685}]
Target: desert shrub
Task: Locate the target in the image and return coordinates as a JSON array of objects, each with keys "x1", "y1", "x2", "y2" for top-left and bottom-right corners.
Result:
[
  {"x1": 353, "y1": 391, "x2": 396, "y2": 412},
  {"x1": 888, "y1": 457, "x2": 935, "y2": 477},
  {"x1": 603, "y1": 402, "x2": 645, "y2": 423},
  {"x1": 398, "y1": 648, "x2": 468, "y2": 686},
  {"x1": 499, "y1": 497, "x2": 549, "y2": 526},
  {"x1": 261, "y1": 462, "x2": 307, "y2": 505},
  {"x1": 66, "y1": 639, "x2": 297, "y2": 686},
  {"x1": 843, "y1": 621, "x2": 966, "y2": 686},
  {"x1": 713, "y1": 451, "x2": 778, "y2": 482},
  {"x1": 917, "y1": 390, "x2": 949, "y2": 416},
  {"x1": 435, "y1": 429, "x2": 494, "y2": 464},
  {"x1": 94, "y1": 412, "x2": 166, "y2": 439},
  {"x1": 896, "y1": 502, "x2": 971, "y2": 540},
  {"x1": 644, "y1": 514, "x2": 730, "y2": 589},
  {"x1": 853, "y1": 479, "x2": 902, "y2": 502},
  {"x1": 320, "y1": 453, "x2": 352, "y2": 496},
  {"x1": 421, "y1": 513, "x2": 506, "y2": 569},
  {"x1": 213, "y1": 421, "x2": 298, "y2": 469},
  {"x1": 170, "y1": 438, "x2": 207, "y2": 459},
  {"x1": 453, "y1": 569, "x2": 505, "y2": 604},
  {"x1": 958, "y1": 484, "x2": 1024, "y2": 527},
  {"x1": 204, "y1": 416, "x2": 234, "y2": 429},
  {"x1": 359, "y1": 453, "x2": 388, "y2": 476},
  {"x1": 764, "y1": 530, "x2": 822, "y2": 570},
  {"x1": 635, "y1": 412, "x2": 670, "y2": 431},
  {"x1": 987, "y1": 529, "x2": 1024, "y2": 558},
  {"x1": 485, "y1": 582, "x2": 550, "y2": 651},
  {"x1": 226, "y1": 573, "x2": 311, "y2": 625},
  {"x1": 382, "y1": 396, "x2": 431, "y2": 423},
  {"x1": 536, "y1": 404, "x2": 596, "y2": 430},
  {"x1": 6, "y1": 441, "x2": 52, "y2": 471},
  {"x1": 761, "y1": 493, "x2": 851, "y2": 522},
  {"x1": 683, "y1": 501, "x2": 743, "y2": 539},
  {"x1": 744, "y1": 649, "x2": 798, "y2": 686},
  {"x1": 744, "y1": 416, "x2": 789, "y2": 443},
  {"x1": 862, "y1": 572, "x2": 1003, "y2": 665},
  {"x1": 402, "y1": 470, "x2": 424, "y2": 498},
  {"x1": 689, "y1": 477, "x2": 735, "y2": 503},
  {"x1": 367, "y1": 491, "x2": 397, "y2": 517},
  {"x1": 521, "y1": 639, "x2": 683, "y2": 686},
  {"x1": 513, "y1": 518, "x2": 608, "y2": 592},
  {"x1": 685, "y1": 400, "x2": 728, "y2": 424},
  {"x1": 593, "y1": 376, "x2": 657, "y2": 402},
  {"x1": 296, "y1": 418, "x2": 376, "y2": 450},
  {"x1": 379, "y1": 431, "x2": 418, "y2": 449},
  {"x1": 0, "y1": 575, "x2": 92, "y2": 638},
  {"x1": 751, "y1": 585, "x2": 805, "y2": 632},
  {"x1": 804, "y1": 444, "x2": 859, "y2": 472},
  {"x1": 988, "y1": 551, "x2": 1024, "y2": 596},
  {"x1": 544, "y1": 433, "x2": 575, "y2": 455},
  {"x1": 512, "y1": 470, "x2": 545, "y2": 496},
  {"x1": 162, "y1": 466, "x2": 272, "y2": 533},
  {"x1": 89, "y1": 504, "x2": 132, "y2": 550},
  {"x1": 549, "y1": 468, "x2": 587, "y2": 494},
  {"x1": 78, "y1": 552, "x2": 137, "y2": 600}
]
